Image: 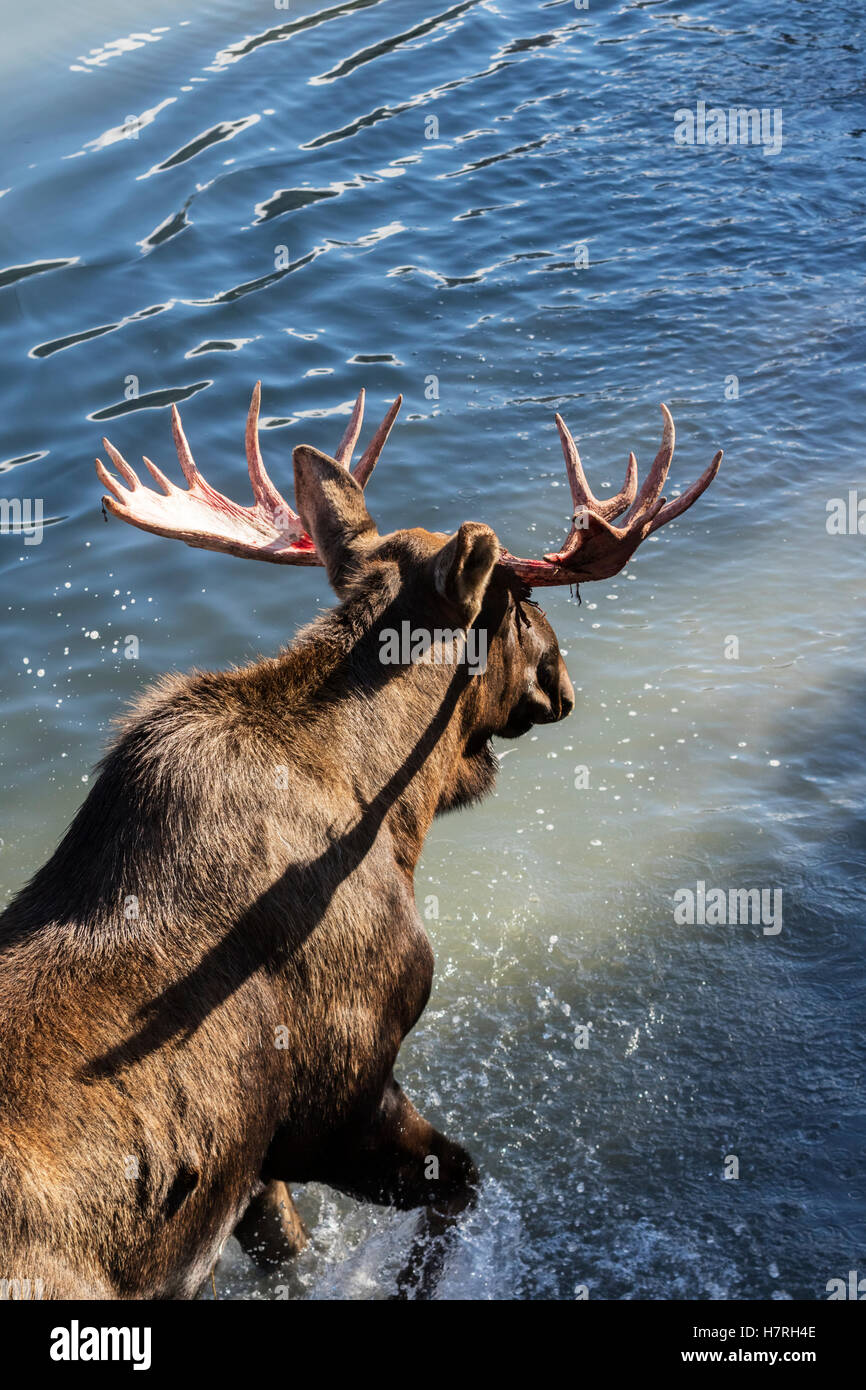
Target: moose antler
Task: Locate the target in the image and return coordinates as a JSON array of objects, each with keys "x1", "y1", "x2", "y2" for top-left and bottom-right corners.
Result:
[
  {"x1": 98, "y1": 388, "x2": 720, "y2": 585},
  {"x1": 96, "y1": 383, "x2": 402, "y2": 565},
  {"x1": 499, "y1": 404, "x2": 722, "y2": 586}
]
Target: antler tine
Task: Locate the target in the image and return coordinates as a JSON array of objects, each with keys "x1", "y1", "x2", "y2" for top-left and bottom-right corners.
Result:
[
  {"x1": 101, "y1": 439, "x2": 141, "y2": 492},
  {"x1": 95, "y1": 453, "x2": 130, "y2": 504},
  {"x1": 648, "y1": 448, "x2": 723, "y2": 533},
  {"x1": 555, "y1": 414, "x2": 638, "y2": 521},
  {"x1": 141, "y1": 456, "x2": 173, "y2": 495},
  {"x1": 555, "y1": 413, "x2": 594, "y2": 509},
  {"x1": 245, "y1": 380, "x2": 297, "y2": 515},
  {"x1": 353, "y1": 395, "x2": 402, "y2": 487},
  {"x1": 170, "y1": 402, "x2": 202, "y2": 488},
  {"x1": 623, "y1": 403, "x2": 675, "y2": 524},
  {"x1": 612, "y1": 451, "x2": 639, "y2": 519},
  {"x1": 335, "y1": 390, "x2": 365, "y2": 467}
]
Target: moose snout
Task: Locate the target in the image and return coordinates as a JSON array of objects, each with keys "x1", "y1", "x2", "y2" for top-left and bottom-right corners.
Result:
[
  {"x1": 554, "y1": 664, "x2": 575, "y2": 721},
  {"x1": 558, "y1": 672, "x2": 575, "y2": 721},
  {"x1": 537, "y1": 658, "x2": 574, "y2": 723}
]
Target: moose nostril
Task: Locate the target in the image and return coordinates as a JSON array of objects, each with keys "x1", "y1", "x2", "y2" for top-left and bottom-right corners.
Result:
[{"x1": 560, "y1": 690, "x2": 574, "y2": 720}]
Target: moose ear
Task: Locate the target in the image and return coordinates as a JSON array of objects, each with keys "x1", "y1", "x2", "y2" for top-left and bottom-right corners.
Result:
[
  {"x1": 293, "y1": 445, "x2": 377, "y2": 593},
  {"x1": 433, "y1": 522, "x2": 500, "y2": 627}
]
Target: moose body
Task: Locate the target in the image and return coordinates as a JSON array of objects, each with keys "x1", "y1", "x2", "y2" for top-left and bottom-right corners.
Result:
[{"x1": 0, "y1": 387, "x2": 720, "y2": 1298}]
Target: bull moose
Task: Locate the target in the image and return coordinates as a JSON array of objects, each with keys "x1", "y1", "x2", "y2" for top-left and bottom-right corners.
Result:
[{"x1": 0, "y1": 385, "x2": 721, "y2": 1298}]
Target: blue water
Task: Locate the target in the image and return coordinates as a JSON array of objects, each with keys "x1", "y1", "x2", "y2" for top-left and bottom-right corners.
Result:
[{"x1": 1, "y1": 0, "x2": 864, "y2": 1299}]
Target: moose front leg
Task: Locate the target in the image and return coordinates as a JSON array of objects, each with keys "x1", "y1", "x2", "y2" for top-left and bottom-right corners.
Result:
[
  {"x1": 234, "y1": 1179, "x2": 308, "y2": 1269},
  {"x1": 316, "y1": 1076, "x2": 479, "y2": 1298}
]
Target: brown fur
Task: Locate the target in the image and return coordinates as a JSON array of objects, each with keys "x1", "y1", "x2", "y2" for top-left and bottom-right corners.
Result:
[{"x1": 0, "y1": 450, "x2": 573, "y2": 1299}]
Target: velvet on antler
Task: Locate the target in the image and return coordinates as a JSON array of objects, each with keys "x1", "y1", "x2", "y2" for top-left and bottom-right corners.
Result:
[
  {"x1": 97, "y1": 383, "x2": 401, "y2": 566},
  {"x1": 97, "y1": 389, "x2": 721, "y2": 585}
]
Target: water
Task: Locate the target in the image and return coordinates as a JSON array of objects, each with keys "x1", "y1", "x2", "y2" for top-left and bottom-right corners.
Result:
[{"x1": 1, "y1": 0, "x2": 864, "y2": 1300}]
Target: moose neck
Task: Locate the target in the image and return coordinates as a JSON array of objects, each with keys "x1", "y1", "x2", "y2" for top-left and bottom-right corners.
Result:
[{"x1": 279, "y1": 600, "x2": 492, "y2": 876}]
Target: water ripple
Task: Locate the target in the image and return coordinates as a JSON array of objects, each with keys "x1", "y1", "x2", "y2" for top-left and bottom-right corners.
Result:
[
  {"x1": 310, "y1": 0, "x2": 483, "y2": 86},
  {"x1": 88, "y1": 380, "x2": 211, "y2": 421},
  {"x1": 208, "y1": 0, "x2": 389, "y2": 72},
  {"x1": 0, "y1": 257, "x2": 78, "y2": 290},
  {"x1": 139, "y1": 115, "x2": 260, "y2": 179}
]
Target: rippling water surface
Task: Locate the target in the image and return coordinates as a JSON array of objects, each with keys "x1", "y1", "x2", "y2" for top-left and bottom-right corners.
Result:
[{"x1": 1, "y1": 0, "x2": 864, "y2": 1299}]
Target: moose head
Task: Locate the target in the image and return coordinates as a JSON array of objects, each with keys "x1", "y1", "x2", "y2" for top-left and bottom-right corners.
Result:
[{"x1": 96, "y1": 384, "x2": 722, "y2": 803}]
